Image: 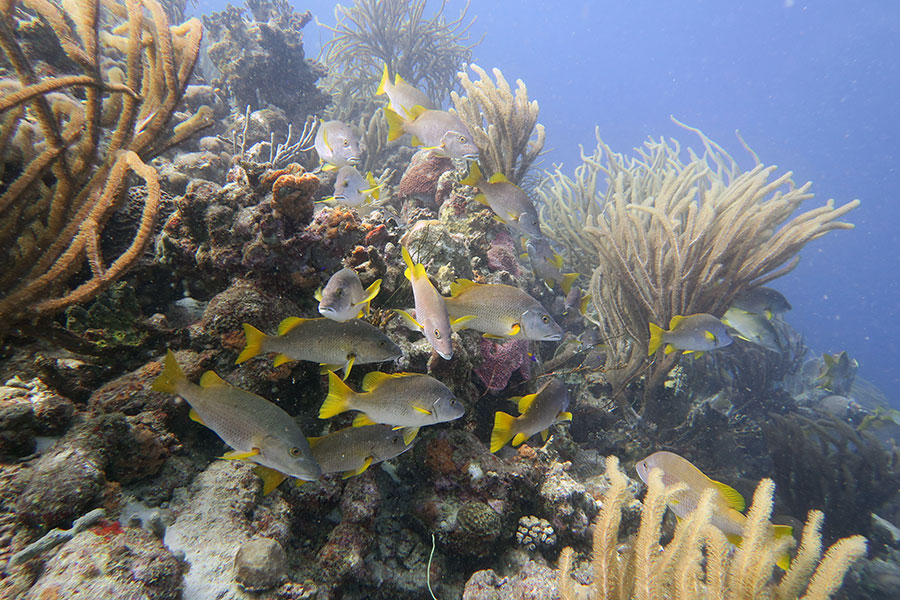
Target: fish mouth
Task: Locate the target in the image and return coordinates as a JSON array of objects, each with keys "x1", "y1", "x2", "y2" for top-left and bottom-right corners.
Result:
[
  {"x1": 318, "y1": 306, "x2": 338, "y2": 317},
  {"x1": 332, "y1": 195, "x2": 348, "y2": 202},
  {"x1": 542, "y1": 333, "x2": 564, "y2": 342},
  {"x1": 462, "y1": 153, "x2": 479, "y2": 160},
  {"x1": 436, "y1": 349, "x2": 454, "y2": 360},
  {"x1": 347, "y1": 156, "x2": 360, "y2": 165}
]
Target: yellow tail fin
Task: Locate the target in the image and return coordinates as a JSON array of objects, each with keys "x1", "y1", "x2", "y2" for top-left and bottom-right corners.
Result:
[
  {"x1": 459, "y1": 161, "x2": 482, "y2": 187},
  {"x1": 560, "y1": 273, "x2": 579, "y2": 295},
  {"x1": 384, "y1": 107, "x2": 406, "y2": 142},
  {"x1": 320, "y1": 370, "x2": 355, "y2": 419},
  {"x1": 490, "y1": 411, "x2": 518, "y2": 453},
  {"x1": 376, "y1": 63, "x2": 390, "y2": 96},
  {"x1": 151, "y1": 349, "x2": 186, "y2": 393},
  {"x1": 236, "y1": 323, "x2": 267, "y2": 364},
  {"x1": 648, "y1": 322, "x2": 665, "y2": 355}
]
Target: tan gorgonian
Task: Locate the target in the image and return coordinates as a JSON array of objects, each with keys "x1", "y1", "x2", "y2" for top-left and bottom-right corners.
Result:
[{"x1": 558, "y1": 456, "x2": 867, "y2": 600}]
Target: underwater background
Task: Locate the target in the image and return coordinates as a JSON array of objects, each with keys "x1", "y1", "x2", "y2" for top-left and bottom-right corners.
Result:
[{"x1": 1, "y1": 0, "x2": 899, "y2": 599}]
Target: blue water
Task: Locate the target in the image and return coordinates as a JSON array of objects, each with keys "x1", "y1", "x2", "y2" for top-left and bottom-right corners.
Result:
[{"x1": 194, "y1": 0, "x2": 900, "y2": 401}]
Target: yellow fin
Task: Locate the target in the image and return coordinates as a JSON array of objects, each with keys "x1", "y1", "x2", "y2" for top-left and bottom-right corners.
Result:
[
  {"x1": 506, "y1": 323, "x2": 521, "y2": 337},
  {"x1": 487, "y1": 172, "x2": 509, "y2": 184},
  {"x1": 704, "y1": 330, "x2": 716, "y2": 342},
  {"x1": 578, "y1": 294, "x2": 590, "y2": 316},
  {"x1": 407, "y1": 105, "x2": 426, "y2": 119},
  {"x1": 273, "y1": 354, "x2": 293, "y2": 367},
  {"x1": 516, "y1": 393, "x2": 537, "y2": 415},
  {"x1": 474, "y1": 193, "x2": 489, "y2": 206},
  {"x1": 306, "y1": 436, "x2": 322, "y2": 449},
  {"x1": 384, "y1": 107, "x2": 406, "y2": 142},
  {"x1": 236, "y1": 323, "x2": 267, "y2": 364},
  {"x1": 482, "y1": 333, "x2": 507, "y2": 340},
  {"x1": 450, "y1": 315, "x2": 476, "y2": 331},
  {"x1": 376, "y1": 63, "x2": 389, "y2": 96},
  {"x1": 558, "y1": 411, "x2": 573, "y2": 422},
  {"x1": 648, "y1": 322, "x2": 664, "y2": 355},
  {"x1": 561, "y1": 273, "x2": 579, "y2": 295},
  {"x1": 776, "y1": 552, "x2": 791, "y2": 572},
  {"x1": 413, "y1": 405, "x2": 432, "y2": 416},
  {"x1": 253, "y1": 465, "x2": 287, "y2": 496},
  {"x1": 314, "y1": 287, "x2": 323, "y2": 302},
  {"x1": 511, "y1": 432, "x2": 528, "y2": 447},
  {"x1": 550, "y1": 252, "x2": 564, "y2": 269},
  {"x1": 540, "y1": 429, "x2": 549, "y2": 442},
  {"x1": 322, "y1": 123, "x2": 332, "y2": 151},
  {"x1": 669, "y1": 315, "x2": 685, "y2": 330},
  {"x1": 772, "y1": 524, "x2": 793, "y2": 539},
  {"x1": 342, "y1": 355, "x2": 356, "y2": 380},
  {"x1": 222, "y1": 448, "x2": 260, "y2": 460},
  {"x1": 459, "y1": 162, "x2": 482, "y2": 187},
  {"x1": 410, "y1": 135, "x2": 422, "y2": 147},
  {"x1": 343, "y1": 456, "x2": 373, "y2": 478},
  {"x1": 188, "y1": 408, "x2": 204, "y2": 425},
  {"x1": 490, "y1": 411, "x2": 517, "y2": 453},
  {"x1": 152, "y1": 349, "x2": 186, "y2": 393},
  {"x1": 712, "y1": 480, "x2": 746, "y2": 512},
  {"x1": 362, "y1": 370, "x2": 414, "y2": 391},
  {"x1": 322, "y1": 163, "x2": 337, "y2": 171},
  {"x1": 365, "y1": 172, "x2": 381, "y2": 200},
  {"x1": 403, "y1": 426, "x2": 420, "y2": 445},
  {"x1": 394, "y1": 309, "x2": 422, "y2": 332},
  {"x1": 320, "y1": 371, "x2": 354, "y2": 419},
  {"x1": 278, "y1": 316, "x2": 308, "y2": 336},
  {"x1": 359, "y1": 279, "x2": 382, "y2": 310},
  {"x1": 725, "y1": 533, "x2": 743, "y2": 547},
  {"x1": 401, "y1": 245, "x2": 415, "y2": 272},
  {"x1": 353, "y1": 413, "x2": 377, "y2": 427},
  {"x1": 449, "y1": 278, "x2": 478, "y2": 297},
  {"x1": 764, "y1": 309, "x2": 774, "y2": 320},
  {"x1": 664, "y1": 344, "x2": 676, "y2": 355},
  {"x1": 199, "y1": 370, "x2": 228, "y2": 388}
]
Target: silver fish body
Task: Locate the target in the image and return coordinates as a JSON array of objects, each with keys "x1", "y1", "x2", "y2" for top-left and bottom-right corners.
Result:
[
  {"x1": 445, "y1": 280, "x2": 563, "y2": 341},
  {"x1": 318, "y1": 268, "x2": 380, "y2": 322},
  {"x1": 376, "y1": 64, "x2": 434, "y2": 117},
  {"x1": 309, "y1": 424, "x2": 413, "y2": 476},
  {"x1": 386, "y1": 107, "x2": 478, "y2": 159},
  {"x1": 315, "y1": 120, "x2": 361, "y2": 168},
  {"x1": 732, "y1": 287, "x2": 792, "y2": 318},
  {"x1": 331, "y1": 166, "x2": 377, "y2": 207},
  {"x1": 722, "y1": 308, "x2": 781, "y2": 352}
]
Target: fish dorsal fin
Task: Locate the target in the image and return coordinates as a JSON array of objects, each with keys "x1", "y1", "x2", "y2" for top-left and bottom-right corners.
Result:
[
  {"x1": 407, "y1": 105, "x2": 427, "y2": 119},
  {"x1": 712, "y1": 479, "x2": 746, "y2": 512},
  {"x1": 395, "y1": 73, "x2": 408, "y2": 85},
  {"x1": 200, "y1": 370, "x2": 228, "y2": 388},
  {"x1": 376, "y1": 63, "x2": 389, "y2": 96},
  {"x1": 449, "y1": 278, "x2": 478, "y2": 297},
  {"x1": 306, "y1": 436, "x2": 322, "y2": 449},
  {"x1": 516, "y1": 393, "x2": 538, "y2": 414},
  {"x1": 488, "y1": 172, "x2": 509, "y2": 184},
  {"x1": 362, "y1": 371, "x2": 414, "y2": 392},
  {"x1": 314, "y1": 287, "x2": 323, "y2": 302},
  {"x1": 669, "y1": 315, "x2": 685, "y2": 330},
  {"x1": 550, "y1": 251, "x2": 564, "y2": 269},
  {"x1": 278, "y1": 316, "x2": 309, "y2": 336}
]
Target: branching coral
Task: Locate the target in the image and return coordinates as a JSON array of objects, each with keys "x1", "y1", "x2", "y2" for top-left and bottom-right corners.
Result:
[
  {"x1": 0, "y1": 0, "x2": 209, "y2": 339},
  {"x1": 319, "y1": 0, "x2": 480, "y2": 114},
  {"x1": 451, "y1": 64, "x2": 545, "y2": 184},
  {"x1": 536, "y1": 121, "x2": 859, "y2": 415},
  {"x1": 558, "y1": 456, "x2": 867, "y2": 600}
]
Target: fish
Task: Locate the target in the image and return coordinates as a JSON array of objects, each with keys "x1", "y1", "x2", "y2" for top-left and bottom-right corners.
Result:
[
  {"x1": 459, "y1": 162, "x2": 542, "y2": 238},
  {"x1": 375, "y1": 63, "x2": 434, "y2": 118},
  {"x1": 320, "y1": 370, "x2": 465, "y2": 443},
  {"x1": 320, "y1": 165, "x2": 380, "y2": 207},
  {"x1": 522, "y1": 236, "x2": 579, "y2": 294},
  {"x1": 316, "y1": 267, "x2": 381, "y2": 322},
  {"x1": 732, "y1": 287, "x2": 792, "y2": 320},
  {"x1": 151, "y1": 350, "x2": 321, "y2": 493},
  {"x1": 563, "y1": 285, "x2": 591, "y2": 317},
  {"x1": 647, "y1": 313, "x2": 733, "y2": 356},
  {"x1": 384, "y1": 106, "x2": 478, "y2": 159},
  {"x1": 396, "y1": 245, "x2": 466, "y2": 359},
  {"x1": 722, "y1": 307, "x2": 781, "y2": 352},
  {"x1": 314, "y1": 120, "x2": 361, "y2": 170},
  {"x1": 816, "y1": 351, "x2": 858, "y2": 394},
  {"x1": 235, "y1": 317, "x2": 401, "y2": 379},
  {"x1": 306, "y1": 423, "x2": 414, "y2": 479},
  {"x1": 490, "y1": 378, "x2": 572, "y2": 452},
  {"x1": 635, "y1": 451, "x2": 792, "y2": 571},
  {"x1": 444, "y1": 279, "x2": 563, "y2": 341}
]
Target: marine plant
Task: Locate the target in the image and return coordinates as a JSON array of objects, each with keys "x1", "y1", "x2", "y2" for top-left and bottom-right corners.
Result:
[
  {"x1": 318, "y1": 0, "x2": 480, "y2": 115},
  {"x1": 451, "y1": 64, "x2": 545, "y2": 185},
  {"x1": 536, "y1": 121, "x2": 859, "y2": 417},
  {"x1": 558, "y1": 456, "x2": 867, "y2": 600},
  {"x1": 0, "y1": 0, "x2": 209, "y2": 341}
]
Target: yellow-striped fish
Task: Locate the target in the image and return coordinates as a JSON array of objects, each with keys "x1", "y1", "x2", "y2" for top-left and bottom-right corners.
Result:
[
  {"x1": 491, "y1": 379, "x2": 571, "y2": 452},
  {"x1": 236, "y1": 317, "x2": 401, "y2": 379},
  {"x1": 306, "y1": 424, "x2": 413, "y2": 479},
  {"x1": 384, "y1": 106, "x2": 478, "y2": 159},
  {"x1": 151, "y1": 350, "x2": 321, "y2": 493},
  {"x1": 635, "y1": 451, "x2": 792, "y2": 570},
  {"x1": 375, "y1": 63, "x2": 433, "y2": 118},
  {"x1": 444, "y1": 279, "x2": 563, "y2": 341},
  {"x1": 459, "y1": 162, "x2": 542, "y2": 238},
  {"x1": 314, "y1": 120, "x2": 361, "y2": 170},
  {"x1": 316, "y1": 267, "x2": 381, "y2": 322}
]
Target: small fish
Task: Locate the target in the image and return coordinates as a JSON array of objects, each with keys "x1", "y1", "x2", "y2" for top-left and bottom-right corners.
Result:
[
  {"x1": 647, "y1": 313, "x2": 732, "y2": 356},
  {"x1": 444, "y1": 279, "x2": 563, "y2": 341},
  {"x1": 816, "y1": 351, "x2": 858, "y2": 394},
  {"x1": 306, "y1": 424, "x2": 414, "y2": 479},
  {"x1": 375, "y1": 63, "x2": 434, "y2": 118},
  {"x1": 523, "y1": 236, "x2": 579, "y2": 294},
  {"x1": 459, "y1": 162, "x2": 542, "y2": 238},
  {"x1": 635, "y1": 451, "x2": 792, "y2": 571},
  {"x1": 314, "y1": 120, "x2": 361, "y2": 170},
  {"x1": 396, "y1": 246, "x2": 464, "y2": 359},
  {"x1": 151, "y1": 350, "x2": 321, "y2": 493},
  {"x1": 321, "y1": 165, "x2": 380, "y2": 207},
  {"x1": 490, "y1": 379, "x2": 572, "y2": 452},
  {"x1": 563, "y1": 285, "x2": 591, "y2": 317},
  {"x1": 384, "y1": 106, "x2": 478, "y2": 159},
  {"x1": 236, "y1": 317, "x2": 401, "y2": 379},
  {"x1": 321, "y1": 371, "x2": 464, "y2": 442},
  {"x1": 722, "y1": 307, "x2": 781, "y2": 352},
  {"x1": 732, "y1": 287, "x2": 792, "y2": 320},
  {"x1": 316, "y1": 267, "x2": 381, "y2": 322}
]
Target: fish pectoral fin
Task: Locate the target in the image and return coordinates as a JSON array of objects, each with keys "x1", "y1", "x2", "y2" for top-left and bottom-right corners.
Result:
[
  {"x1": 314, "y1": 287, "x2": 323, "y2": 302},
  {"x1": 506, "y1": 323, "x2": 521, "y2": 337},
  {"x1": 222, "y1": 448, "x2": 261, "y2": 461},
  {"x1": 449, "y1": 278, "x2": 478, "y2": 297},
  {"x1": 402, "y1": 426, "x2": 420, "y2": 445},
  {"x1": 343, "y1": 457, "x2": 373, "y2": 478},
  {"x1": 540, "y1": 429, "x2": 549, "y2": 442},
  {"x1": 725, "y1": 533, "x2": 744, "y2": 548},
  {"x1": 188, "y1": 408, "x2": 205, "y2": 425},
  {"x1": 253, "y1": 465, "x2": 288, "y2": 496},
  {"x1": 360, "y1": 279, "x2": 382, "y2": 305},
  {"x1": 704, "y1": 330, "x2": 717, "y2": 343},
  {"x1": 413, "y1": 406, "x2": 432, "y2": 416},
  {"x1": 352, "y1": 413, "x2": 377, "y2": 427},
  {"x1": 342, "y1": 355, "x2": 356, "y2": 380},
  {"x1": 394, "y1": 309, "x2": 423, "y2": 332},
  {"x1": 473, "y1": 193, "x2": 489, "y2": 206},
  {"x1": 322, "y1": 163, "x2": 337, "y2": 171},
  {"x1": 450, "y1": 315, "x2": 476, "y2": 332},
  {"x1": 712, "y1": 480, "x2": 746, "y2": 512},
  {"x1": 482, "y1": 333, "x2": 507, "y2": 340}
]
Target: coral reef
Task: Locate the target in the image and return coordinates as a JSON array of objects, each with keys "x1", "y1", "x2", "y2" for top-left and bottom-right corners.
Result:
[
  {"x1": 452, "y1": 64, "x2": 546, "y2": 184},
  {"x1": 0, "y1": 0, "x2": 211, "y2": 337}
]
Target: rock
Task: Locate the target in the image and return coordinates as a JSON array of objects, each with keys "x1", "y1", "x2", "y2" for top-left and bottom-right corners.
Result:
[
  {"x1": 462, "y1": 560, "x2": 559, "y2": 600},
  {"x1": 24, "y1": 527, "x2": 183, "y2": 600},
  {"x1": 0, "y1": 394, "x2": 35, "y2": 459},
  {"x1": 233, "y1": 537, "x2": 287, "y2": 591}
]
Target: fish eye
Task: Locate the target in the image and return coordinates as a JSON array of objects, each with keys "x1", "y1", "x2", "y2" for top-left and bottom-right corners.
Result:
[
  {"x1": 343, "y1": 140, "x2": 350, "y2": 147},
  {"x1": 541, "y1": 315, "x2": 550, "y2": 324},
  {"x1": 378, "y1": 340, "x2": 386, "y2": 347},
  {"x1": 335, "y1": 288, "x2": 343, "y2": 296},
  {"x1": 458, "y1": 135, "x2": 467, "y2": 143},
  {"x1": 289, "y1": 447, "x2": 302, "y2": 457},
  {"x1": 433, "y1": 328, "x2": 442, "y2": 339}
]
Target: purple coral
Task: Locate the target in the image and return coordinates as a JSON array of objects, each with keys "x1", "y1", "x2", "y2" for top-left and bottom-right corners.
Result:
[
  {"x1": 486, "y1": 230, "x2": 520, "y2": 275},
  {"x1": 474, "y1": 338, "x2": 531, "y2": 391}
]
